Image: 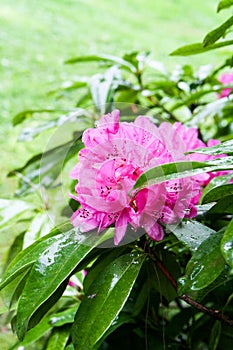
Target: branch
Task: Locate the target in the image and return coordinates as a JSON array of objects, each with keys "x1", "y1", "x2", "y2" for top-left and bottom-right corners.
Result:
[{"x1": 152, "y1": 253, "x2": 233, "y2": 327}]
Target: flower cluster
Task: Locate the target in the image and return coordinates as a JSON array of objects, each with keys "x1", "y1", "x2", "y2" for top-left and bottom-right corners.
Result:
[
  {"x1": 70, "y1": 110, "x2": 223, "y2": 245},
  {"x1": 219, "y1": 73, "x2": 233, "y2": 98}
]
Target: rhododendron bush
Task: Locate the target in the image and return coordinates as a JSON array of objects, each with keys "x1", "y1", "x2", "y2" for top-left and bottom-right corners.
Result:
[{"x1": 1, "y1": 2, "x2": 233, "y2": 349}]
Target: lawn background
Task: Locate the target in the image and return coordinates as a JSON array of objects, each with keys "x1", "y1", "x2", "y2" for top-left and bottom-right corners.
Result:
[{"x1": 0, "y1": 0, "x2": 230, "y2": 348}]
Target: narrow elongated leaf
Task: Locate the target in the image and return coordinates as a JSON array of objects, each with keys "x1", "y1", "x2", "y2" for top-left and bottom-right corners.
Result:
[
  {"x1": 0, "y1": 223, "x2": 71, "y2": 291},
  {"x1": 200, "y1": 173, "x2": 233, "y2": 204},
  {"x1": 203, "y1": 16, "x2": 233, "y2": 47},
  {"x1": 207, "y1": 195, "x2": 233, "y2": 215},
  {"x1": 16, "y1": 228, "x2": 114, "y2": 339},
  {"x1": 209, "y1": 321, "x2": 222, "y2": 350},
  {"x1": 64, "y1": 54, "x2": 136, "y2": 73},
  {"x1": 169, "y1": 221, "x2": 216, "y2": 252},
  {"x1": 132, "y1": 157, "x2": 233, "y2": 191},
  {"x1": 46, "y1": 326, "x2": 70, "y2": 350},
  {"x1": 72, "y1": 252, "x2": 146, "y2": 350},
  {"x1": 179, "y1": 231, "x2": 225, "y2": 294},
  {"x1": 13, "y1": 108, "x2": 60, "y2": 126},
  {"x1": 221, "y1": 218, "x2": 233, "y2": 267},
  {"x1": 0, "y1": 223, "x2": 71, "y2": 290},
  {"x1": 8, "y1": 134, "x2": 83, "y2": 196},
  {"x1": 170, "y1": 40, "x2": 233, "y2": 56},
  {"x1": 217, "y1": 0, "x2": 233, "y2": 12},
  {"x1": 187, "y1": 139, "x2": 233, "y2": 156},
  {"x1": 23, "y1": 213, "x2": 53, "y2": 249},
  {"x1": 202, "y1": 184, "x2": 233, "y2": 204}
]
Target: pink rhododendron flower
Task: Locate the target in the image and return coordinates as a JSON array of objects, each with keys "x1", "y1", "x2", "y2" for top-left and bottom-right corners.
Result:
[
  {"x1": 70, "y1": 110, "x2": 226, "y2": 245},
  {"x1": 218, "y1": 73, "x2": 233, "y2": 98}
]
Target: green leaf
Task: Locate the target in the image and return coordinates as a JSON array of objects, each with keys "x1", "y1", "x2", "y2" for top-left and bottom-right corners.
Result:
[
  {"x1": 170, "y1": 40, "x2": 233, "y2": 56},
  {"x1": 12, "y1": 314, "x2": 53, "y2": 348},
  {"x1": 71, "y1": 252, "x2": 146, "y2": 350},
  {"x1": 202, "y1": 184, "x2": 233, "y2": 204},
  {"x1": 90, "y1": 67, "x2": 119, "y2": 114},
  {"x1": 179, "y1": 231, "x2": 225, "y2": 294},
  {"x1": 23, "y1": 213, "x2": 53, "y2": 249},
  {"x1": 83, "y1": 247, "x2": 127, "y2": 293},
  {"x1": 50, "y1": 307, "x2": 77, "y2": 327},
  {"x1": 0, "y1": 222, "x2": 71, "y2": 291},
  {"x1": 64, "y1": 54, "x2": 137, "y2": 73},
  {"x1": 0, "y1": 199, "x2": 33, "y2": 231},
  {"x1": 46, "y1": 326, "x2": 70, "y2": 350},
  {"x1": 207, "y1": 195, "x2": 233, "y2": 215},
  {"x1": 221, "y1": 218, "x2": 233, "y2": 267},
  {"x1": 169, "y1": 221, "x2": 216, "y2": 252},
  {"x1": 200, "y1": 173, "x2": 233, "y2": 204},
  {"x1": 93, "y1": 312, "x2": 134, "y2": 350},
  {"x1": 16, "y1": 228, "x2": 114, "y2": 340},
  {"x1": 203, "y1": 16, "x2": 233, "y2": 47},
  {"x1": 217, "y1": 0, "x2": 233, "y2": 12},
  {"x1": 13, "y1": 108, "x2": 60, "y2": 126},
  {"x1": 132, "y1": 157, "x2": 233, "y2": 191},
  {"x1": 187, "y1": 139, "x2": 233, "y2": 156},
  {"x1": 209, "y1": 321, "x2": 222, "y2": 350},
  {"x1": 8, "y1": 134, "x2": 83, "y2": 196}
]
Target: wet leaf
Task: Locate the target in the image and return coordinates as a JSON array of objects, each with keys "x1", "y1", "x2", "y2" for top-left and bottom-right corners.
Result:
[
  {"x1": 71, "y1": 252, "x2": 146, "y2": 350},
  {"x1": 16, "y1": 228, "x2": 114, "y2": 339},
  {"x1": 187, "y1": 139, "x2": 233, "y2": 156},
  {"x1": 179, "y1": 231, "x2": 225, "y2": 294},
  {"x1": 132, "y1": 157, "x2": 233, "y2": 191},
  {"x1": 221, "y1": 218, "x2": 233, "y2": 267},
  {"x1": 0, "y1": 222, "x2": 71, "y2": 291},
  {"x1": 202, "y1": 184, "x2": 233, "y2": 204},
  {"x1": 169, "y1": 221, "x2": 216, "y2": 252}
]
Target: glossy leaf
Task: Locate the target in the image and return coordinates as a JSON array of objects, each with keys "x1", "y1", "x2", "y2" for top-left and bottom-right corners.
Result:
[
  {"x1": 93, "y1": 312, "x2": 134, "y2": 350},
  {"x1": 50, "y1": 307, "x2": 77, "y2": 327},
  {"x1": 16, "y1": 228, "x2": 114, "y2": 339},
  {"x1": 72, "y1": 252, "x2": 146, "y2": 350},
  {"x1": 46, "y1": 326, "x2": 70, "y2": 350},
  {"x1": 200, "y1": 173, "x2": 233, "y2": 204},
  {"x1": 12, "y1": 313, "x2": 53, "y2": 348},
  {"x1": 64, "y1": 54, "x2": 137, "y2": 73},
  {"x1": 0, "y1": 223, "x2": 71, "y2": 291},
  {"x1": 221, "y1": 218, "x2": 233, "y2": 267},
  {"x1": 207, "y1": 195, "x2": 233, "y2": 215},
  {"x1": 217, "y1": 0, "x2": 233, "y2": 12},
  {"x1": 170, "y1": 40, "x2": 233, "y2": 56},
  {"x1": 169, "y1": 221, "x2": 216, "y2": 252},
  {"x1": 132, "y1": 157, "x2": 233, "y2": 191},
  {"x1": 202, "y1": 184, "x2": 233, "y2": 204},
  {"x1": 179, "y1": 231, "x2": 225, "y2": 294},
  {"x1": 187, "y1": 139, "x2": 233, "y2": 156},
  {"x1": 203, "y1": 16, "x2": 233, "y2": 47}
]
